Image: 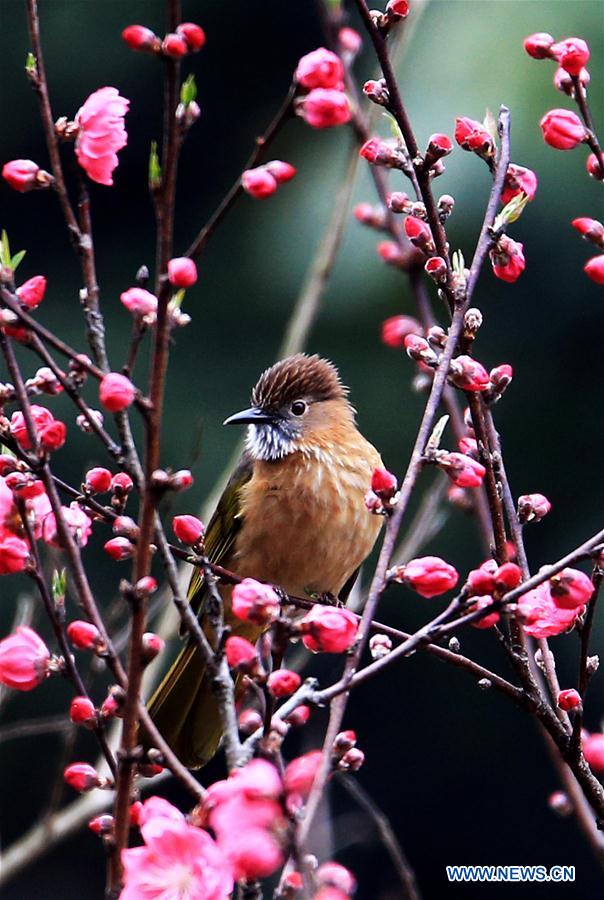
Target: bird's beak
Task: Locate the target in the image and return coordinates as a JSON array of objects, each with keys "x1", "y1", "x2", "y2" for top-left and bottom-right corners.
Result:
[{"x1": 223, "y1": 406, "x2": 275, "y2": 426}]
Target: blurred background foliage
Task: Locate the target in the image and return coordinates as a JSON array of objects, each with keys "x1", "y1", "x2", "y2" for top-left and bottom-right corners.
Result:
[{"x1": 0, "y1": 0, "x2": 603, "y2": 897}]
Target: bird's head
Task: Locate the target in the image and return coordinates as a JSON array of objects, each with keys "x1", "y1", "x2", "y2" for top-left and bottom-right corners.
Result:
[{"x1": 223, "y1": 354, "x2": 354, "y2": 461}]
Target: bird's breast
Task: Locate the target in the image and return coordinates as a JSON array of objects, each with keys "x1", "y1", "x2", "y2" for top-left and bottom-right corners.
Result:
[{"x1": 232, "y1": 440, "x2": 383, "y2": 599}]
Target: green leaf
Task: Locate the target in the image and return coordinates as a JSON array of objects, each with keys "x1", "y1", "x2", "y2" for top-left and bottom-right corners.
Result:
[
  {"x1": 483, "y1": 108, "x2": 498, "y2": 143},
  {"x1": 148, "y1": 141, "x2": 162, "y2": 189},
  {"x1": 0, "y1": 230, "x2": 10, "y2": 268},
  {"x1": 52, "y1": 568, "x2": 67, "y2": 600},
  {"x1": 382, "y1": 110, "x2": 404, "y2": 145},
  {"x1": 426, "y1": 415, "x2": 450, "y2": 452},
  {"x1": 170, "y1": 288, "x2": 185, "y2": 308},
  {"x1": 493, "y1": 192, "x2": 529, "y2": 232},
  {"x1": 10, "y1": 249, "x2": 26, "y2": 271},
  {"x1": 452, "y1": 249, "x2": 465, "y2": 276},
  {"x1": 180, "y1": 74, "x2": 197, "y2": 106},
  {"x1": 25, "y1": 52, "x2": 36, "y2": 74}
]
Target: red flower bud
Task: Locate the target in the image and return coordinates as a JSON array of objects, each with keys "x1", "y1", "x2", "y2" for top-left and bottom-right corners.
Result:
[
  {"x1": 141, "y1": 632, "x2": 165, "y2": 663},
  {"x1": 101, "y1": 692, "x2": 121, "y2": 719},
  {"x1": 241, "y1": 167, "x2": 278, "y2": 199},
  {"x1": 232, "y1": 578, "x2": 280, "y2": 626},
  {"x1": 363, "y1": 79, "x2": 389, "y2": 106},
  {"x1": 583, "y1": 733, "x2": 604, "y2": 772},
  {"x1": 295, "y1": 47, "x2": 344, "y2": 90},
  {"x1": 381, "y1": 314, "x2": 421, "y2": 348},
  {"x1": 558, "y1": 688, "x2": 582, "y2": 712},
  {"x1": 523, "y1": 32, "x2": 554, "y2": 59},
  {"x1": 284, "y1": 750, "x2": 322, "y2": 798},
  {"x1": 333, "y1": 730, "x2": 357, "y2": 753},
  {"x1": 265, "y1": 160, "x2": 297, "y2": 184},
  {"x1": 238, "y1": 708, "x2": 263, "y2": 735},
  {"x1": 172, "y1": 514, "x2": 204, "y2": 544},
  {"x1": 370, "y1": 467, "x2": 397, "y2": 500},
  {"x1": 386, "y1": 0, "x2": 409, "y2": 17},
  {"x1": 338, "y1": 27, "x2": 362, "y2": 57},
  {"x1": 490, "y1": 236, "x2": 525, "y2": 283},
  {"x1": 391, "y1": 555, "x2": 459, "y2": 598},
  {"x1": 377, "y1": 241, "x2": 407, "y2": 268},
  {"x1": 554, "y1": 66, "x2": 590, "y2": 95},
  {"x1": 489, "y1": 364, "x2": 513, "y2": 395},
  {"x1": 85, "y1": 467, "x2": 112, "y2": 493},
  {"x1": 300, "y1": 605, "x2": 358, "y2": 653},
  {"x1": 551, "y1": 37, "x2": 590, "y2": 76},
  {"x1": 136, "y1": 575, "x2": 157, "y2": 595},
  {"x1": 67, "y1": 620, "x2": 101, "y2": 650},
  {"x1": 517, "y1": 493, "x2": 551, "y2": 524},
  {"x1": 122, "y1": 25, "x2": 159, "y2": 53},
  {"x1": 267, "y1": 668, "x2": 302, "y2": 698},
  {"x1": 470, "y1": 595, "x2": 500, "y2": 629},
  {"x1": 299, "y1": 89, "x2": 351, "y2": 129},
  {"x1": 176, "y1": 22, "x2": 206, "y2": 52},
  {"x1": 0, "y1": 626, "x2": 50, "y2": 689},
  {"x1": 454, "y1": 117, "x2": 495, "y2": 158},
  {"x1": 317, "y1": 862, "x2": 357, "y2": 895},
  {"x1": 549, "y1": 567, "x2": 594, "y2": 610},
  {"x1": 360, "y1": 138, "x2": 399, "y2": 168},
  {"x1": 225, "y1": 635, "x2": 258, "y2": 670},
  {"x1": 64, "y1": 762, "x2": 102, "y2": 792},
  {"x1": 162, "y1": 33, "x2": 188, "y2": 58},
  {"x1": 339, "y1": 747, "x2": 365, "y2": 772},
  {"x1": 16, "y1": 275, "x2": 47, "y2": 309},
  {"x1": 39, "y1": 419, "x2": 66, "y2": 451},
  {"x1": 438, "y1": 452, "x2": 486, "y2": 488},
  {"x1": 584, "y1": 255, "x2": 604, "y2": 285},
  {"x1": 88, "y1": 814, "x2": 114, "y2": 835},
  {"x1": 540, "y1": 109, "x2": 586, "y2": 150},
  {"x1": 501, "y1": 164, "x2": 538, "y2": 205},
  {"x1": 404, "y1": 215, "x2": 433, "y2": 251},
  {"x1": 494, "y1": 562, "x2": 522, "y2": 592},
  {"x1": 167, "y1": 257, "x2": 198, "y2": 288},
  {"x1": 403, "y1": 333, "x2": 435, "y2": 364},
  {"x1": 587, "y1": 153, "x2": 604, "y2": 180},
  {"x1": 425, "y1": 256, "x2": 447, "y2": 283},
  {"x1": 70, "y1": 696, "x2": 96, "y2": 726},
  {"x1": 104, "y1": 536, "x2": 134, "y2": 561},
  {"x1": 111, "y1": 472, "x2": 134, "y2": 495},
  {"x1": 285, "y1": 704, "x2": 311, "y2": 727},
  {"x1": 449, "y1": 355, "x2": 489, "y2": 391},
  {"x1": 99, "y1": 372, "x2": 135, "y2": 412},
  {"x1": 572, "y1": 217, "x2": 604, "y2": 248},
  {"x1": 170, "y1": 469, "x2": 193, "y2": 492},
  {"x1": 426, "y1": 133, "x2": 453, "y2": 160},
  {"x1": 2, "y1": 159, "x2": 49, "y2": 192}
]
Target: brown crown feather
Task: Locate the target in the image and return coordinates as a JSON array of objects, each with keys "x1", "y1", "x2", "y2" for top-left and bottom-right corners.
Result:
[{"x1": 251, "y1": 354, "x2": 348, "y2": 411}]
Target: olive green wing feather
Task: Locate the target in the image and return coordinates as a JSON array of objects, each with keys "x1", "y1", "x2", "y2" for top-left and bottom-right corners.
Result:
[{"x1": 184, "y1": 453, "x2": 253, "y2": 626}]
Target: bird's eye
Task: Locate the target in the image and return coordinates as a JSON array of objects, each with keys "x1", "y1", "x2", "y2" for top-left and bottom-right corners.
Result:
[{"x1": 290, "y1": 400, "x2": 307, "y2": 416}]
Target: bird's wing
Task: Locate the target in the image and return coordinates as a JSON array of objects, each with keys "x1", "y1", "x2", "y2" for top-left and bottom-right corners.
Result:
[{"x1": 183, "y1": 453, "x2": 253, "y2": 629}]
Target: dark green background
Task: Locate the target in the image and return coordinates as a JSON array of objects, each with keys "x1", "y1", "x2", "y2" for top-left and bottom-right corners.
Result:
[{"x1": 0, "y1": 1, "x2": 603, "y2": 897}]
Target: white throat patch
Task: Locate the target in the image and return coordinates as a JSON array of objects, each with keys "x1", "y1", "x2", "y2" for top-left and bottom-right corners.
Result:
[{"x1": 246, "y1": 423, "x2": 296, "y2": 461}]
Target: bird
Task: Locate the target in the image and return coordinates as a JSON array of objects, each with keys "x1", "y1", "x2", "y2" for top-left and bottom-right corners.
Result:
[{"x1": 147, "y1": 353, "x2": 384, "y2": 769}]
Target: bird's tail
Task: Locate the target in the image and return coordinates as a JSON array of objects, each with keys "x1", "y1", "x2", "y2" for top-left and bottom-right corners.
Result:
[{"x1": 145, "y1": 641, "x2": 224, "y2": 770}]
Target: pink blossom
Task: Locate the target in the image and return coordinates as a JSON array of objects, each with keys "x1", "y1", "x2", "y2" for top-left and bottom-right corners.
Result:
[
  {"x1": 284, "y1": 750, "x2": 323, "y2": 799},
  {"x1": 501, "y1": 164, "x2": 538, "y2": 205},
  {"x1": 225, "y1": 635, "x2": 257, "y2": 669},
  {"x1": 0, "y1": 526, "x2": 29, "y2": 575},
  {"x1": 549, "y1": 567, "x2": 594, "y2": 610},
  {"x1": 551, "y1": 37, "x2": 590, "y2": 76},
  {"x1": 448, "y1": 355, "x2": 490, "y2": 391},
  {"x1": 517, "y1": 493, "x2": 551, "y2": 524},
  {"x1": 99, "y1": 372, "x2": 135, "y2": 412},
  {"x1": 490, "y1": 236, "x2": 526, "y2": 283},
  {"x1": 584, "y1": 255, "x2": 604, "y2": 285},
  {"x1": 317, "y1": 862, "x2": 357, "y2": 895},
  {"x1": 10, "y1": 405, "x2": 54, "y2": 450},
  {"x1": 299, "y1": 605, "x2": 358, "y2": 653},
  {"x1": 523, "y1": 32, "x2": 555, "y2": 60},
  {"x1": 75, "y1": 87, "x2": 129, "y2": 186},
  {"x1": 371, "y1": 467, "x2": 397, "y2": 500},
  {"x1": 438, "y1": 452, "x2": 486, "y2": 488},
  {"x1": 558, "y1": 689, "x2": 581, "y2": 712},
  {"x1": 120, "y1": 287, "x2": 158, "y2": 316},
  {"x1": 64, "y1": 762, "x2": 102, "y2": 792},
  {"x1": 469, "y1": 596, "x2": 500, "y2": 629},
  {"x1": 231, "y1": 578, "x2": 280, "y2": 625},
  {"x1": 0, "y1": 626, "x2": 50, "y2": 689},
  {"x1": 224, "y1": 829, "x2": 284, "y2": 882},
  {"x1": 454, "y1": 117, "x2": 495, "y2": 158},
  {"x1": 42, "y1": 502, "x2": 92, "y2": 549},
  {"x1": 583, "y1": 733, "x2": 604, "y2": 772},
  {"x1": 392, "y1": 555, "x2": 459, "y2": 598},
  {"x1": 267, "y1": 669, "x2": 301, "y2": 697},
  {"x1": 517, "y1": 582, "x2": 581, "y2": 638},
  {"x1": 121, "y1": 816, "x2": 233, "y2": 900},
  {"x1": 172, "y1": 514, "x2": 204, "y2": 544},
  {"x1": 299, "y1": 89, "x2": 351, "y2": 128},
  {"x1": 540, "y1": 109, "x2": 586, "y2": 150},
  {"x1": 295, "y1": 48, "x2": 344, "y2": 90},
  {"x1": 241, "y1": 167, "x2": 278, "y2": 199}
]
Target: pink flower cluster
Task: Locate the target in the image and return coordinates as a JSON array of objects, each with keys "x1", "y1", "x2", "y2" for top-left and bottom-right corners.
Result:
[
  {"x1": 123, "y1": 21, "x2": 206, "y2": 59},
  {"x1": 295, "y1": 48, "x2": 351, "y2": 129},
  {"x1": 516, "y1": 568, "x2": 593, "y2": 638},
  {"x1": 241, "y1": 160, "x2": 296, "y2": 199}
]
